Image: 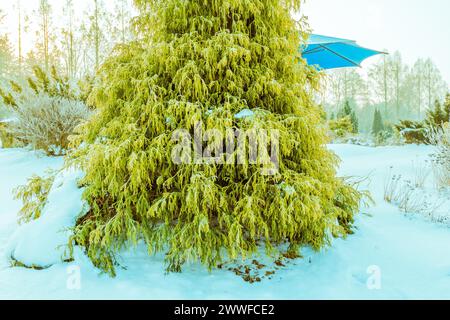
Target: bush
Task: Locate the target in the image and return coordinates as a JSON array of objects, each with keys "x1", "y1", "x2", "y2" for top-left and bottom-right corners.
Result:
[
  {"x1": 67, "y1": 0, "x2": 362, "y2": 276},
  {"x1": 395, "y1": 97, "x2": 450, "y2": 145},
  {"x1": 0, "y1": 120, "x2": 16, "y2": 148},
  {"x1": 395, "y1": 120, "x2": 428, "y2": 144},
  {"x1": 7, "y1": 94, "x2": 91, "y2": 156},
  {"x1": 328, "y1": 116, "x2": 354, "y2": 138},
  {"x1": 428, "y1": 123, "x2": 450, "y2": 188},
  {"x1": 374, "y1": 130, "x2": 393, "y2": 146}
]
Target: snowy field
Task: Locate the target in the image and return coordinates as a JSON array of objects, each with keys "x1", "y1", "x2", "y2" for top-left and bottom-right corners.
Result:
[{"x1": 0, "y1": 144, "x2": 449, "y2": 300}]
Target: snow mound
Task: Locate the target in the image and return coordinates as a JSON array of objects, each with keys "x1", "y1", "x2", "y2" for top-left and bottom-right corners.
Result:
[
  {"x1": 5, "y1": 168, "x2": 86, "y2": 268},
  {"x1": 234, "y1": 109, "x2": 255, "y2": 119}
]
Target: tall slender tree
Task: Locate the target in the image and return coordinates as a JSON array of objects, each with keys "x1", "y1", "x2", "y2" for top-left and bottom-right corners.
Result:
[
  {"x1": 81, "y1": 0, "x2": 111, "y2": 72},
  {"x1": 15, "y1": 0, "x2": 23, "y2": 66},
  {"x1": 372, "y1": 109, "x2": 384, "y2": 136},
  {"x1": 113, "y1": 0, "x2": 133, "y2": 44},
  {"x1": 0, "y1": 10, "x2": 14, "y2": 79},
  {"x1": 37, "y1": 0, "x2": 51, "y2": 71},
  {"x1": 61, "y1": 0, "x2": 78, "y2": 78}
]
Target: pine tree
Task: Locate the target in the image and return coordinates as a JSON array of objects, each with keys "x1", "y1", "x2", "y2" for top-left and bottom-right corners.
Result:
[
  {"x1": 426, "y1": 100, "x2": 446, "y2": 127},
  {"x1": 338, "y1": 100, "x2": 358, "y2": 133},
  {"x1": 372, "y1": 109, "x2": 384, "y2": 136},
  {"x1": 69, "y1": 0, "x2": 362, "y2": 275},
  {"x1": 443, "y1": 93, "x2": 450, "y2": 122}
]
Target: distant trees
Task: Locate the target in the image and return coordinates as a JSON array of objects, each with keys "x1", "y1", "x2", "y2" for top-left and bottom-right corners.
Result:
[
  {"x1": 395, "y1": 94, "x2": 450, "y2": 145},
  {"x1": 426, "y1": 99, "x2": 450, "y2": 127},
  {"x1": 444, "y1": 94, "x2": 450, "y2": 120},
  {"x1": 14, "y1": 0, "x2": 23, "y2": 66},
  {"x1": 323, "y1": 51, "x2": 448, "y2": 135},
  {"x1": 1, "y1": 0, "x2": 136, "y2": 81},
  {"x1": 112, "y1": 0, "x2": 133, "y2": 44},
  {"x1": 80, "y1": 0, "x2": 134, "y2": 72},
  {"x1": 0, "y1": 10, "x2": 15, "y2": 79},
  {"x1": 61, "y1": 0, "x2": 78, "y2": 79},
  {"x1": 36, "y1": 0, "x2": 53, "y2": 71},
  {"x1": 338, "y1": 100, "x2": 359, "y2": 133}
]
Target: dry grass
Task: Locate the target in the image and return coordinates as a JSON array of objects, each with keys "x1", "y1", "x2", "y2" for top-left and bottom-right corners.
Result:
[
  {"x1": 428, "y1": 124, "x2": 450, "y2": 189},
  {"x1": 384, "y1": 168, "x2": 444, "y2": 216}
]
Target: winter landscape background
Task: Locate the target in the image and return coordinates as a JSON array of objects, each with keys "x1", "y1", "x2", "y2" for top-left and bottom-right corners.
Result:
[{"x1": 0, "y1": 0, "x2": 449, "y2": 300}]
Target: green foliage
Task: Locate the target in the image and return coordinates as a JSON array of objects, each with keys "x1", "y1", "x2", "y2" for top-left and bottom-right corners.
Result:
[
  {"x1": 443, "y1": 93, "x2": 450, "y2": 120},
  {"x1": 0, "y1": 121, "x2": 16, "y2": 148},
  {"x1": 426, "y1": 99, "x2": 449, "y2": 127},
  {"x1": 14, "y1": 172, "x2": 56, "y2": 223},
  {"x1": 338, "y1": 101, "x2": 358, "y2": 133},
  {"x1": 374, "y1": 130, "x2": 393, "y2": 146},
  {"x1": 395, "y1": 120, "x2": 427, "y2": 144},
  {"x1": 69, "y1": 0, "x2": 362, "y2": 276},
  {"x1": 0, "y1": 65, "x2": 84, "y2": 109},
  {"x1": 328, "y1": 116, "x2": 354, "y2": 138},
  {"x1": 371, "y1": 109, "x2": 384, "y2": 136},
  {"x1": 0, "y1": 87, "x2": 17, "y2": 108},
  {"x1": 26, "y1": 65, "x2": 79, "y2": 100},
  {"x1": 395, "y1": 94, "x2": 450, "y2": 145}
]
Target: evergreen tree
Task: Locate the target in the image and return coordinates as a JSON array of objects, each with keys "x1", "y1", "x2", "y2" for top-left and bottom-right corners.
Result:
[
  {"x1": 338, "y1": 100, "x2": 358, "y2": 133},
  {"x1": 372, "y1": 109, "x2": 384, "y2": 136},
  {"x1": 443, "y1": 93, "x2": 450, "y2": 122},
  {"x1": 69, "y1": 0, "x2": 362, "y2": 275},
  {"x1": 426, "y1": 100, "x2": 446, "y2": 127}
]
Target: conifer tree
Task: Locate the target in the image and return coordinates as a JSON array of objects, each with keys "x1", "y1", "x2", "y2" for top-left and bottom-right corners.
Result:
[
  {"x1": 426, "y1": 100, "x2": 446, "y2": 127},
  {"x1": 69, "y1": 0, "x2": 362, "y2": 275},
  {"x1": 442, "y1": 93, "x2": 450, "y2": 123},
  {"x1": 338, "y1": 100, "x2": 358, "y2": 133},
  {"x1": 444, "y1": 93, "x2": 450, "y2": 122},
  {"x1": 372, "y1": 109, "x2": 384, "y2": 136}
]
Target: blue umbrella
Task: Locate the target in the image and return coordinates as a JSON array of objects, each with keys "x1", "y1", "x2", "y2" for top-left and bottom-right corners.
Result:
[{"x1": 302, "y1": 34, "x2": 386, "y2": 70}]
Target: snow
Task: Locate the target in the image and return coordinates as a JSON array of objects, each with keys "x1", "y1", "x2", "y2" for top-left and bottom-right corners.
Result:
[
  {"x1": 0, "y1": 118, "x2": 17, "y2": 124},
  {"x1": 0, "y1": 144, "x2": 449, "y2": 299},
  {"x1": 5, "y1": 168, "x2": 87, "y2": 268},
  {"x1": 234, "y1": 109, "x2": 255, "y2": 119}
]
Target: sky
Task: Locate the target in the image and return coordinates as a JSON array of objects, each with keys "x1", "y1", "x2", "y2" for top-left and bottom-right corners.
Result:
[
  {"x1": 1, "y1": 0, "x2": 449, "y2": 86},
  {"x1": 302, "y1": 0, "x2": 450, "y2": 86}
]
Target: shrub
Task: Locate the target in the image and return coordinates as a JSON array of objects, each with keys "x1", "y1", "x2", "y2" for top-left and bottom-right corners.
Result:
[
  {"x1": 68, "y1": 0, "x2": 362, "y2": 276},
  {"x1": 328, "y1": 116, "x2": 354, "y2": 138},
  {"x1": 374, "y1": 130, "x2": 393, "y2": 146},
  {"x1": 337, "y1": 101, "x2": 358, "y2": 133},
  {"x1": 0, "y1": 120, "x2": 16, "y2": 148},
  {"x1": 395, "y1": 120, "x2": 428, "y2": 144},
  {"x1": 7, "y1": 94, "x2": 91, "y2": 156},
  {"x1": 395, "y1": 96, "x2": 450, "y2": 145},
  {"x1": 428, "y1": 123, "x2": 450, "y2": 188}
]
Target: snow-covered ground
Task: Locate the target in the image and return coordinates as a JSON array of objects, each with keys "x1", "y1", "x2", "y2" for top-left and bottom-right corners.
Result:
[{"x1": 0, "y1": 144, "x2": 449, "y2": 300}]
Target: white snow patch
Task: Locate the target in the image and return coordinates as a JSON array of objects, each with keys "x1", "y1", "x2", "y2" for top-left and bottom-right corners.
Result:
[
  {"x1": 0, "y1": 144, "x2": 449, "y2": 299},
  {"x1": 4, "y1": 167, "x2": 86, "y2": 268},
  {"x1": 234, "y1": 109, "x2": 255, "y2": 119}
]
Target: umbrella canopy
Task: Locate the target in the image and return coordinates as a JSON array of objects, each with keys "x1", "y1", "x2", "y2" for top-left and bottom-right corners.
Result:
[{"x1": 302, "y1": 34, "x2": 385, "y2": 70}]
